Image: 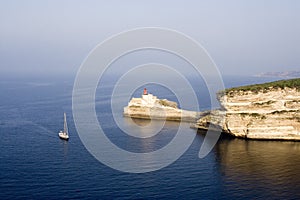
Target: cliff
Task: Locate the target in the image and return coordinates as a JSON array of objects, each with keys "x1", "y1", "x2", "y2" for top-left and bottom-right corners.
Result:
[
  {"x1": 194, "y1": 79, "x2": 300, "y2": 140},
  {"x1": 124, "y1": 93, "x2": 201, "y2": 122}
]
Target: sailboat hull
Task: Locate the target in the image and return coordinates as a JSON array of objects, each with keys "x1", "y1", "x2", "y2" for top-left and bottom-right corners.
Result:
[
  {"x1": 59, "y1": 112, "x2": 69, "y2": 140},
  {"x1": 58, "y1": 132, "x2": 69, "y2": 140}
]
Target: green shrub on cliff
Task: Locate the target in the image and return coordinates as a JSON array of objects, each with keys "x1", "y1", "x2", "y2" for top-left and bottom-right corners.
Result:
[
  {"x1": 158, "y1": 99, "x2": 178, "y2": 108},
  {"x1": 224, "y1": 78, "x2": 300, "y2": 94}
]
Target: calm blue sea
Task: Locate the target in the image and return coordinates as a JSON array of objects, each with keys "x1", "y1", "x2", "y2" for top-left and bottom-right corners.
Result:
[{"x1": 1, "y1": 75, "x2": 300, "y2": 199}]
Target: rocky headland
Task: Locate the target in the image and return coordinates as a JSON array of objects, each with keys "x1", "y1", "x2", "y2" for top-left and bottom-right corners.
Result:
[
  {"x1": 123, "y1": 92, "x2": 201, "y2": 122},
  {"x1": 194, "y1": 78, "x2": 300, "y2": 140}
]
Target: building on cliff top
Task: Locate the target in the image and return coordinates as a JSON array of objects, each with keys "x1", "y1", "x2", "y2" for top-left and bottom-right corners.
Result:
[{"x1": 129, "y1": 91, "x2": 158, "y2": 107}]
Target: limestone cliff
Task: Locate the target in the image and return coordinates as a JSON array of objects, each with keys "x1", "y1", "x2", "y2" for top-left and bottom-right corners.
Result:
[
  {"x1": 194, "y1": 79, "x2": 300, "y2": 140},
  {"x1": 124, "y1": 93, "x2": 201, "y2": 122}
]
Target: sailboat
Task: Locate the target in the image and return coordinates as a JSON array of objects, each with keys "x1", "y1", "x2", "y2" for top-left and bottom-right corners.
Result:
[{"x1": 58, "y1": 112, "x2": 69, "y2": 140}]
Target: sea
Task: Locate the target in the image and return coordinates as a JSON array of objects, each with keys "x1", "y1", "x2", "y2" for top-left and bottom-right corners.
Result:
[{"x1": 1, "y1": 74, "x2": 300, "y2": 199}]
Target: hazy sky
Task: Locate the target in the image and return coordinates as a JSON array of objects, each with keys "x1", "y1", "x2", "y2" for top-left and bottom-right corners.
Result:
[{"x1": 1, "y1": 0, "x2": 299, "y2": 77}]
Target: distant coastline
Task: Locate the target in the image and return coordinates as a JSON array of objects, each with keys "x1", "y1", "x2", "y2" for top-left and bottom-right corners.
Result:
[{"x1": 255, "y1": 70, "x2": 300, "y2": 79}]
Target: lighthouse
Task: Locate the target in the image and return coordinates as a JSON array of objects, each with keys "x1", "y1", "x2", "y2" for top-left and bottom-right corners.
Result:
[
  {"x1": 141, "y1": 88, "x2": 156, "y2": 106},
  {"x1": 143, "y1": 88, "x2": 148, "y2": 95}
]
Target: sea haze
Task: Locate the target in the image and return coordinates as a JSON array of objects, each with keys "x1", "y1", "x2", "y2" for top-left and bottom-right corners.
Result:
[{"x1": 0, "y1": 75, "x2": 299, "y2": 199}]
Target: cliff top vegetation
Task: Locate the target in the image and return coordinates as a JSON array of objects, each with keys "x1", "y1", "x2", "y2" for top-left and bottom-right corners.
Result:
[{"x1": 224, "y1": 78, "x2": 300, "y2": 94}]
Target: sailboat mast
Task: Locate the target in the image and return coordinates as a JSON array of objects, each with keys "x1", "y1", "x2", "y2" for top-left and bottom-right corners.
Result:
[{"x1": 64, "y1": 112, "x2": 68, "y2": 135}]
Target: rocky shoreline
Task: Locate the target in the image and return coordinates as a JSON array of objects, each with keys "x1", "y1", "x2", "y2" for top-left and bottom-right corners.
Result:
[
  {"x1": 194, "y1": 80, "x2": 300, "y2": 141},
  {"x1": 124, "y1": 79, "x2": 300, "y2": 141}
]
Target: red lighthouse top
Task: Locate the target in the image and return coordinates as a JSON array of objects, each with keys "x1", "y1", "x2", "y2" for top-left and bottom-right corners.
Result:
[{"x1": 143, "y1": 88, "x2": 148, "y2": 95}]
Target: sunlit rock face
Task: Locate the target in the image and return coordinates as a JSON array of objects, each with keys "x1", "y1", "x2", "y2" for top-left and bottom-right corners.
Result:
[
  {"x1": 123, "y1": 93, "x2": 201, "y2": 122},
  {"x1": 195, "y1": 87, "x2": 300, "y2": 140}
]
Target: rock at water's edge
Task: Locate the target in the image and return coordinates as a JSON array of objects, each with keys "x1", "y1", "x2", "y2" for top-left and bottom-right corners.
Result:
[
  {"x1": 194, "y1": 86, "x2": 300, "y2": 141},
  {"x1": 123, "y1": 93, "x2": 201, "y2": 122}
]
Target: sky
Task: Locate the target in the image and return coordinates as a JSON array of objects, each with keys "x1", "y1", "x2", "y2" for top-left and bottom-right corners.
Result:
[{"x1": 0, "y1": 0, "x2": 300, "y2": 77}]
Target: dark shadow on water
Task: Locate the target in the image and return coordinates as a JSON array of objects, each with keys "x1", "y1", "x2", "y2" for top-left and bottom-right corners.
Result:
[
  {"x1": 196, "y1": 128, "x2": 236, "y2": 140},
  {"x1": 212, "y1": 132, "x2": 300, "y2": 199},
  {"x1": 195, "y1": 128, "x2": 300, "y2": 198},
  {"x1": 131, "y1": 118, "x2": 152, "y2": 126}
]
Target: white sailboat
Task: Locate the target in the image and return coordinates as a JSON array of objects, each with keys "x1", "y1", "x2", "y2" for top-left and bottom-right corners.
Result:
[{"x1": 58, "y1": 112, "x2": 69, "y2": 140}]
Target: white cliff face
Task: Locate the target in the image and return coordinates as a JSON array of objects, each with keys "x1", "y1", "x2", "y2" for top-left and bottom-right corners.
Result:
[
  {"x1": 124, "y1": 93, "x2": 200, "y2": 122},
  {"x1": 222, "y1": 88, "x2": 300, "y2": 140},
  {"x1": 195, "y1": 87, "x2": 300, "y2": 140},
  {"x1": 220, "y1": 87, "x2": 300, "y2": 113}
]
